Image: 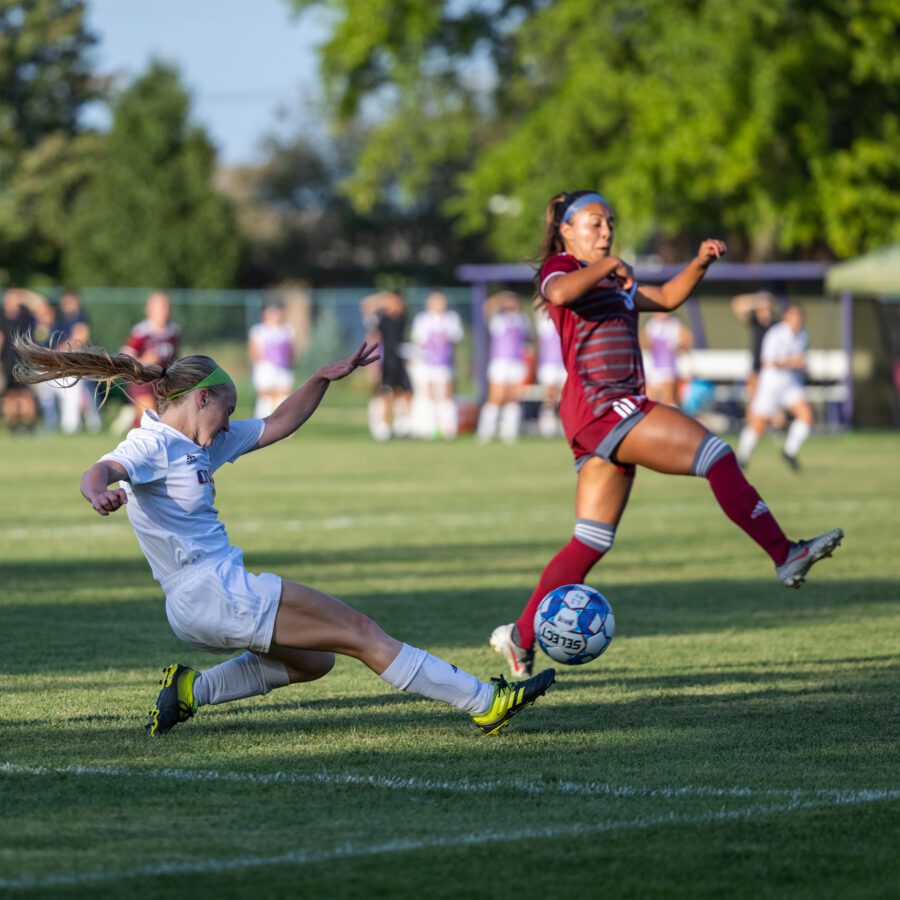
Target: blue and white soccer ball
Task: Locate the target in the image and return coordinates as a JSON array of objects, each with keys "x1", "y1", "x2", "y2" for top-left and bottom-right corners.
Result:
[{"x1": 534, "y1": 584, "x2": 615, "y2": 665}]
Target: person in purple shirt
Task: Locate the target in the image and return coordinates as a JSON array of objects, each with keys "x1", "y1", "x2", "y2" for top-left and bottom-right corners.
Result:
[
  {"x1": 410, "y1": 292, "x2": 464, "y2": 439},
  {"x1": 535, "y1": 304, "x2": 567, "y2": 436},
  {"x1": 477, "y1": 291, "x2": 530, "y2": 443},
  {"x1": 248, "y1": 302, "x2": 296, "y2": 418}
]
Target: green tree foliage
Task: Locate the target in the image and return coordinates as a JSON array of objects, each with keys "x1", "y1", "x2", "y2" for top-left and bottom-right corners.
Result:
[
  {"x1": 64, "y1": 61, "x2": 240, "y2": 288},
  {"x1": 229, "y1": 129, "x2": 490, "y2": 286},
  {"x1": 291, "y1": 0, "x2": 900, "y2": 260},
  {"x1": 0, "y1": 0, "x2": 99, "y2": 283}
]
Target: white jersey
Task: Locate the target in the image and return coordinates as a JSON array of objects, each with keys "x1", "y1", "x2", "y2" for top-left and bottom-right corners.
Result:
[
  {"x1": 752, "y1": 322, "x2": 808, "y2": 415},
  {"x1": 100, "y1": 410, "x2": 264, "y2": 583},
  {"x1": 760, "y1": 322, "x2": 807, "y2": 380}
]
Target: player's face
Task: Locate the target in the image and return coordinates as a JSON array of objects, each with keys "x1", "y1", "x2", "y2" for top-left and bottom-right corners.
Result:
[
  {"x1": 561, "y1": 203, "x2": 614, "y2": 262},
  {"x1": 196, "y1": 386, "x2": 237, "y2": 447}
]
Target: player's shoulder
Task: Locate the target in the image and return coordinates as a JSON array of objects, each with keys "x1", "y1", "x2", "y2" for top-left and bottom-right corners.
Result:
[{"x1": 540, "y1": 252, "x2": 580, "y2": 278}]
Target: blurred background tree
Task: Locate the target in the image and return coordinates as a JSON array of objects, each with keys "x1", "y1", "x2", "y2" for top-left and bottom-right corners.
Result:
[
  {"x1": 63, "y1": 61, "x2": 240, "y2": 288},
  {"x1": 290, "y1": 0, "x2": 900, "y2": 262},
  {"x1": 0, "y1": 0, "x2": 100, "y2": 283}
]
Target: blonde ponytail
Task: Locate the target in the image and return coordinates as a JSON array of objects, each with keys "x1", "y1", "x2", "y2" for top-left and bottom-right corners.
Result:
[{"x1": 12, "y1": 334, "x2": 228, "y2": 409}]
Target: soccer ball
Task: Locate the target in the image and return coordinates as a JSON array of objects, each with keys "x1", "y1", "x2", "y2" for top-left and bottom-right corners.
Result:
[{"x1": 534, "y1": 584, "x2": 615, "y2": 665}]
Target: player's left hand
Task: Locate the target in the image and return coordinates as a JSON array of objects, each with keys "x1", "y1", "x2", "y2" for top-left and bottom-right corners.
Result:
[
  {"x1": 697, "y1": 239, "x2": 727, "y2": 268},
  {"x1": 318, "y1": 342, "x2": 381, "y2": 382}
]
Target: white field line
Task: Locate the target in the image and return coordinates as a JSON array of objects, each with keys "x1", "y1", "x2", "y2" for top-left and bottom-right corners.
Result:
[
  {"x1": 5, "y1": 762, "x2": 898, "y2": 804},
  {"x1": 1, "y1": 789, "x2": 897, "y2": 891}
]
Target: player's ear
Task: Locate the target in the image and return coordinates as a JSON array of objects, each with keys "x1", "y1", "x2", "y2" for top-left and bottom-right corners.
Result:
[{"x1": 197, "y1": 389, "x2": 208, "y2": 409}]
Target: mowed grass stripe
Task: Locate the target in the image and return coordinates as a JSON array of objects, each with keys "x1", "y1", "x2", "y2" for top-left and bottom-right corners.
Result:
[
  {"x1": 2, "y1": 791, "x2": 897, "y2": 891},
  {"x1": 4, "y1": 762, "x2": 898, "y2": 804}
]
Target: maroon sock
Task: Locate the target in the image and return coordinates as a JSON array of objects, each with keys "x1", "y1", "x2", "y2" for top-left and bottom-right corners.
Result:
[
  {"x1": 515, "y1": 538, "x2": 605, "y2": 648},
  {"x1": 707, "y1": 453, "x2": 792, "y2": 565}
]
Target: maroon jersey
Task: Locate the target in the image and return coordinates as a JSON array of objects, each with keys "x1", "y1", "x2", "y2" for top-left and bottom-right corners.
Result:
[
  {"x1": 540, "y1": 253, "x2": 645, "y2": 429},
  {"x1": 123, "y1": 319, "x2": 181, "y2": 368}
]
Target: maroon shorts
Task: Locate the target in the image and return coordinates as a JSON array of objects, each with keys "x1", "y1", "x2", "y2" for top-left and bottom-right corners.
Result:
[{"x1": 567, "y1": 395, "x2": 657, "y2": 476}]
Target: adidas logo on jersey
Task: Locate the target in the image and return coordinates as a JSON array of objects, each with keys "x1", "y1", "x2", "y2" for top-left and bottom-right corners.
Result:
[{"x1": 751, "y1": 500, "x2": 769, "y2": 519}]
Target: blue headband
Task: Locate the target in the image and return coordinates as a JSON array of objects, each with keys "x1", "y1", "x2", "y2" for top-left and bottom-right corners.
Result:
[{"x1": 561, "y1": 192, "x2": 610, "y2": 223}]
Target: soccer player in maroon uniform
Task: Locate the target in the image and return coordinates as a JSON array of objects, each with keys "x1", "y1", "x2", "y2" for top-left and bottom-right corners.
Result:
[
  {"x1": 121, "y1": 292, "x2": 181, "y2": 428},
  {"x1": 490, "y1": 191, "x2": 844, "y2": 677}
]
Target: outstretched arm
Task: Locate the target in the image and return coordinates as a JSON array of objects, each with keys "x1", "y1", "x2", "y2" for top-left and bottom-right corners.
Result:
[
  {"x1": 81, "y1": 461, "x2": 130, "y2": 516},
  {"x1": 636, "y1": 240, "x2": 727, "y2": 312},
  {"x1": 256, "y1": 342, "x2": 380, "y2": 449},
  {"x1": 544, "y1": 257, "x2": 634, "y2": 307}
]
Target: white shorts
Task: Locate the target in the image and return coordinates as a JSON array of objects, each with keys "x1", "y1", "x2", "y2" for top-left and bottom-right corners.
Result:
[
  {"x1": 488, "y1": 359, "x2": 527, "y2": 386},
  {"x1": 537, "y1": 363, "x2": 567, "y2": 388},
  {"x1": 751, "y1": 371, "x2": 807, "y2": 418},
  {"x1": 163, "y1": 548, "x2": 282, "y2": 654},
  {"x1": 252, "y1": 361, "x2": 294, "y2": 394},
  {"x1": 417, "y1": 363, "x2": 454, "y2": 385}
]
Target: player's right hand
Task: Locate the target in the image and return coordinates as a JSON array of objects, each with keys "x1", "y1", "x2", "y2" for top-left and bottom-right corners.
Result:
[
  {"x1": 610, "y1": 258, "x2": 635, "y2": 291},
  {"x1": 90, "y1": 489, "x2": 128, "y2": 516}
]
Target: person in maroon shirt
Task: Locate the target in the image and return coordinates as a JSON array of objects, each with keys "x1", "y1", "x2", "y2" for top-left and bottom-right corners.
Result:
[
  {"x1": 120, "y1": 291, "x2": 181, "y2": 429},
  {"x1": 489, "y1": 190, "x2": 843, "y2": 677}
]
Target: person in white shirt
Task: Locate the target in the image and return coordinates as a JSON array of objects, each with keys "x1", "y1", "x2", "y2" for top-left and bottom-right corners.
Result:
[
  {"x1": 737, "y1": 305, "x2": 814, "y2": 471},
  {"x1": 409, "y1": 292, "x2": 464, "y2": 439},
  {"x1": 11, "y1": 335, "x2": 554, "y2": 737}
]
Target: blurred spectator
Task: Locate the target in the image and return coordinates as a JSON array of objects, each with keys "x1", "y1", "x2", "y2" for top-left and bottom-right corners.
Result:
[
  {"x1": 409, "y1": 291, "x2": 464, "y2": 440},
  {"x1": 641, "y1": 311, "x2": 693, "y2": 407},
  {"x1": 737, "y1": 304, "x2": 813, "y2": 471},
  {"x1": 115, "y1": 291, "x2": 181, "y2": 431},
  {"x1": 0, "y1": 288, "x2": 38, "y2": 431},
  {"x1": 58, "y1": 293, "x2": 102, "y2": 434},
  {"x1": 360, "y1": 290, "x2": 412, "y2": 441},
  {"x1": 731, "y1": 291, "x2": 776, "y2": 409},
  {"x1": 30, "y1": 295, "x2": 62, "y2": 430},
  {"x1": 477, "y1": 291, "x2": 530, "y2": 443},
  {"x1": 248, "y1": 301, "x2": 296, "y2": 418},
  {"x1": 534, "y1": 303, "x2": 566, "y2": 437}
]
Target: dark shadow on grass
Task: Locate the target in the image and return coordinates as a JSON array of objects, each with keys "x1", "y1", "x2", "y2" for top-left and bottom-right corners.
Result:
[{"x1": 3, "y1": 577, "x2": 899, "y2": 676}]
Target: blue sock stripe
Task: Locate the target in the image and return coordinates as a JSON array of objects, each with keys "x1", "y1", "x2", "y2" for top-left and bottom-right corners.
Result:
[{"x1": 692, "y1": 435, "x2": 731, "y2": 477}]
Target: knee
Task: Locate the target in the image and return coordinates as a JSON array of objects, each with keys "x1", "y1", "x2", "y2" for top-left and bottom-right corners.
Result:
[
  {"x1": 308, "y1": 651, "x2": 336, "y2": 680},
  {"x1": 345, "y1": 609, "x2": 389, "y2": 654}
]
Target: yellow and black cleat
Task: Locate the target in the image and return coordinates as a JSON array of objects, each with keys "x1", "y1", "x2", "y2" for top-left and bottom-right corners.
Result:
[
  {"x1": 471, "y1": 669, "x2": 556, "y2": 736},
  {"x1": 146, "y1": 663, "x2": 199, "y2": 736}
]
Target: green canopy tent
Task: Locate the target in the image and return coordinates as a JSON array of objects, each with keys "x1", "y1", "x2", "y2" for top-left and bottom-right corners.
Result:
[
  {"x1": 826, "y1": 243, "x2": 900, "y2": 297},
  {"x1": 827, "y1": 244, "x2": 900, "y2": 427}
]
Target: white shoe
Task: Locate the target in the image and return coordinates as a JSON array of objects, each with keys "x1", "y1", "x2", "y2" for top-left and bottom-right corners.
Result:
[
  {"x1": 776, "y1": 528, "x2": 844, "y2": 588},
  {"x1": 489, "y1": 623, "x2": 534, "y2": 677}
]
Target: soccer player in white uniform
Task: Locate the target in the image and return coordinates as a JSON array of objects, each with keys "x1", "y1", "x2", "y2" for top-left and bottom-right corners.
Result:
[
  {"x1": 737, "y1": 305, "x2": 814, "y2": 471},
  {"x1": 12, "y1": 335, "x2": 555, "y2": 736}
]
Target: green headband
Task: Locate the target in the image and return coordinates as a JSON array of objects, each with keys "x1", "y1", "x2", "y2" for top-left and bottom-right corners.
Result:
[{"x1": 166, "y1": 366, "x2": 234, "y2": 400}]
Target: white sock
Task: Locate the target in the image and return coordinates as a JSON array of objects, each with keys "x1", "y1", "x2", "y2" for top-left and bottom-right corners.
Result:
[
  {"x1": 737, "y1": 426, "x2": 758, "y2": 463},
  {"x1": 477, "y1": 402, "x2": 499, "y2": 441},
  {"x1": 499, "y1": 402, "x2": 521, "y2": 443},
  {"x1": 538, "y1": 405, "x2": 558, "y2": 437},
  {"x1": 193, "y1": 652, "x2": 290, "y2": 706},
  {"x1": 368, "y1": 397, "x2": 390, "y2": 441},
  {"x1": 784, "y1": 419, "x2": 810, "y2": 457},
  {"x1": 437, "y1": 400, "x2": 458, "y2": 440},
  {"x1": 379, "y1": 643, "x2": 494, "y2": 715}
]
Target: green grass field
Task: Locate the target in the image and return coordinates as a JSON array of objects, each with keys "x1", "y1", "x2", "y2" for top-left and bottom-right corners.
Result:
[{"x1": 1, "y1": 412, "x2": 898, "y2": 899}]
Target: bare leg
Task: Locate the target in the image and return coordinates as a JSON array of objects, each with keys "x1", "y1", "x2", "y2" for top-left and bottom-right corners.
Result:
[
  {"x1": 509, "y1": 457, "x2": 633, "y2": 653},
  {"x1": 616, "y1": 404, "x2": 707, "y2": 473},
  {"x1": 617, "y1": 405, "x2": 791, "y2": 564},
  {"x1": 269, "y1": 580, "x2": 401, "y2": 675}
]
